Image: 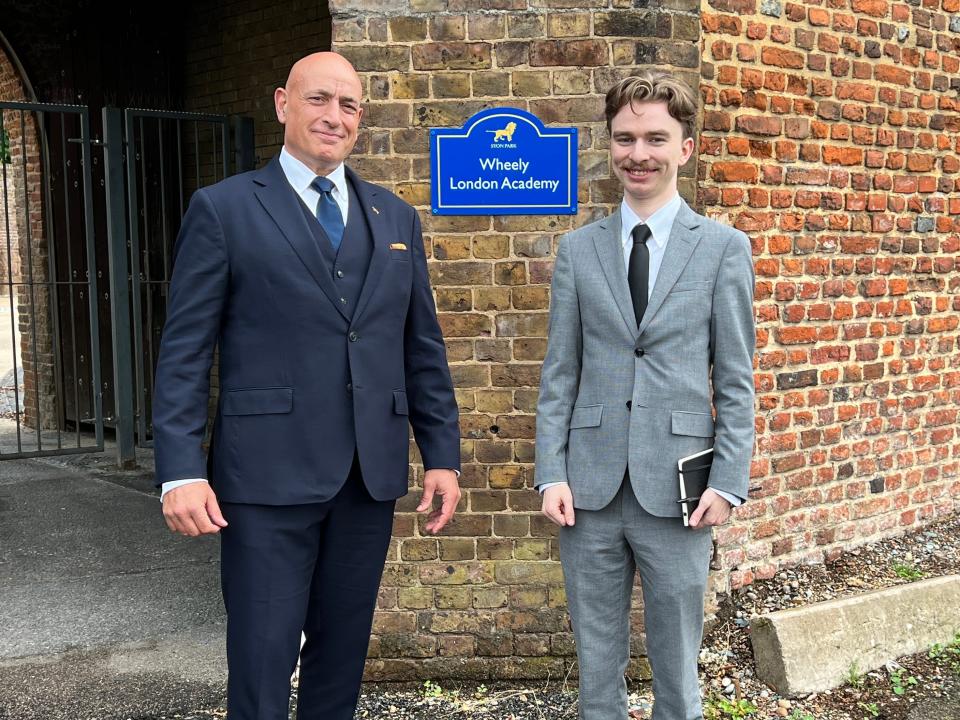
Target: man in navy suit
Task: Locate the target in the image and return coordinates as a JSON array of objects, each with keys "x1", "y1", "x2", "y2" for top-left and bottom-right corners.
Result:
[{"x1": 152, "y1": 52, "x2": 461, "y2": 720}]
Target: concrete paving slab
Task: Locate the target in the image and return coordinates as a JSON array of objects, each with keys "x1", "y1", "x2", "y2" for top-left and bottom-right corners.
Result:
[
  {"x1": 0, "y1": 457, "x2": 227, "y2": 719},
  {"x1": 750, "y1": 575, "x2": 960, "y2": 695}
]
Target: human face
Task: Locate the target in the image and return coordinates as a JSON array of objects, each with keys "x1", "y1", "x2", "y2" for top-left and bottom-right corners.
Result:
[
  {"x1": 609, "y1": 100, "x2": 694, "y2": 216},
  {"x1": 274, "y1": 53, "x2": 364, "y2": 176}
]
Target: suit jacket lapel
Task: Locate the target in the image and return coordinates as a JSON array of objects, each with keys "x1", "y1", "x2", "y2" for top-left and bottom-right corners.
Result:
[
  {"x1": 637, "y1": 200, "x2": 702, "y2": 336},
  {"x1": 347, "y1": 166, "x2": 389, "y2": 325},
  {"x1": 252, "y1": 157, "x2": 349, "y2": 322},
  {"x1": 592, "y1": 210, "x2": 638, "y2": 336}
]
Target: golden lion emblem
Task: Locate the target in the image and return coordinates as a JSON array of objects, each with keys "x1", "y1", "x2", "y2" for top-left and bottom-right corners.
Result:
[{"x1": 488, "y1": 121, "x2": 517, "y2": 143}]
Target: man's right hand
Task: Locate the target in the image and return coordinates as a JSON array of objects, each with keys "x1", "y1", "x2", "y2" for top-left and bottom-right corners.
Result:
[
  {"x1": 542, "y1": 483, "x2": 576, "y2": 527},
  {"x1": 162, "y1": 482, "x2": 228, "y2": 537}
]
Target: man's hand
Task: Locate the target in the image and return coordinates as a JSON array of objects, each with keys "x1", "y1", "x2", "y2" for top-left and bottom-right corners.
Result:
[
  {"x1": 688, "y1": 488, "x2": 732, "y2": 529},
  {"x1": 162, "y1": 482, "x2": 228, "y2": 537},
  {"x1": 417, "y1": 469, "x2": 461, "y2": 535},
  {"x1": 542, "y1": 483, "x2": 575, "y2": 527}
]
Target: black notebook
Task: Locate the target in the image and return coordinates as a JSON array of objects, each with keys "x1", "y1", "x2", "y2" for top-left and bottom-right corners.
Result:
[{"x1": 677, "y1": 447, "x2": 713, "y2": 527}]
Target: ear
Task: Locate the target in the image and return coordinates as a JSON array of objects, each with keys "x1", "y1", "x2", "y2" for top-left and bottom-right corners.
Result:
[
  {"x1": 678, "y1": 136, "x2": 695, "y2": 166},
  {"x1": 274, "y1": 88, "x2": 287, "y2": 124}
]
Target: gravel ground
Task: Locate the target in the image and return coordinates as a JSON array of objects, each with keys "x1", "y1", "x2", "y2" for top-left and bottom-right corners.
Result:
[{"x1": 146, "y1": 514, "x2": 960, "y2": 720}]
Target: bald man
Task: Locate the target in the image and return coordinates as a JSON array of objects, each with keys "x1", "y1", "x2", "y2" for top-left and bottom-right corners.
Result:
[{"x1": 152, "y1": 52, "x2": 461, "y2": 719}]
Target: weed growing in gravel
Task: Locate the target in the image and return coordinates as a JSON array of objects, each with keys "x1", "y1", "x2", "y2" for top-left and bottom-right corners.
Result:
[
  {"x1": 703, "y1": 696, "x2": 757, "y2": 719},
  {"x1": 846, "y1": 661, "x2": 865, "y2": 688},
  {"x1": 889, "y1": 667, "x2": 918, "y2": 695},
  {"x1": 928, "y1": 632, "x2": 960, "y2": 674},
  {"x1": 857, "y1": 701, "x2": 880, "y2": 717},
  {"x1": 788, "y1": 712, "x2": 814, "y2": 720},
  {"x1": 891, "y1": 561, "x2": 924, "y2": 580},
  {"x1": 421, "y1": 680, "x2": 445, "y2": 699}
]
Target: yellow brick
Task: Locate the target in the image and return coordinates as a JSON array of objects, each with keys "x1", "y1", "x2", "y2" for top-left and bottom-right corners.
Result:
[{"x1": 547, "y1": 12, "x2": 591, "y2": 37}]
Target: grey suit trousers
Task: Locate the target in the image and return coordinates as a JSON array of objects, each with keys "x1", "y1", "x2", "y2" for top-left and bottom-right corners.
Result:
[{"x1": 560, "y1": 478, "x2": 713, "y2": 720}]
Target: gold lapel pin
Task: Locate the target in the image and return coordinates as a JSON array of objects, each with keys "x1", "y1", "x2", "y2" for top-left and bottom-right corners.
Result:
[{"x1": 371, "y1": 205, "x2": 380, "y2": 215}]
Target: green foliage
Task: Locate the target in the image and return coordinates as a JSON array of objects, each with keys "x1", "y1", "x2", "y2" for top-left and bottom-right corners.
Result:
[
  {"x1": 892, "y1": 561, "x2": 923, "y2": 580},
  {"x1": 0, "y1": 128, "x2": 9, "y2": 164},
  {"x1": 703, "y1": 696, "x2": 758, "y2": 719},
  {"x1": 846, "y1": 661, "x2": 865, "y2": 688},
  {"x1": 889, "y1": 668, "x2": 917, "y2": 696},
  {"x1": 929, "y1": 632, "x2": 960, "y2": 675},
  {"x1": 422, "y1": 679, "x2": 444, "y2": 699},
  {"x1": 857, "y1": 701, "x2": 880, "y2": 718},
  {"x1": 788, "y1": 711, "x2": 814, "y2": 720}
]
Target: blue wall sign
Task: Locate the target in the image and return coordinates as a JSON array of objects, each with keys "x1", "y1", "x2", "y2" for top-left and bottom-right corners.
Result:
[{"x1": 430, "y1": 107, "x2": 578, "y2": 216}]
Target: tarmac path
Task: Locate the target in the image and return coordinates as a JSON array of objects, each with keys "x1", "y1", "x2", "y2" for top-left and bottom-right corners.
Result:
[{"x1": 0, "y1": 457, "x2": 227, "y2": 719}]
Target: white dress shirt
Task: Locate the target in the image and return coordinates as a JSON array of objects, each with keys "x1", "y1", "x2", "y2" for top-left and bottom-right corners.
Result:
[
  {"x1": 159, "y1": 148, "x2": 347, "y2": 500},
  {"x1": 540, "y1": 194, "x2": 741, "y2": 508}
]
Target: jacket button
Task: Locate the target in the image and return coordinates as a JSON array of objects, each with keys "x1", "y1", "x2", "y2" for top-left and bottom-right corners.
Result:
[
  {"x1": 349, "y1": 331, "x2": 358, "y2": 342},
  {"x1": 626, "y1": 401, "x2": 632, "y2": 410},
  {"x1": 634, "y1": 348, "x2": 645, "y2": 357},
  {"x1": 336, "y1": 270, "x2": 344, "y2": 278},
  {"x1": 346, "y1": 383, "x2": 352, "y2": 392}
]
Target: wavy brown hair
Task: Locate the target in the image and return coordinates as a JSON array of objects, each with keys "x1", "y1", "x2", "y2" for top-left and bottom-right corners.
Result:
[{"x1": 604, "y1": 71, "x2": 697, "y2": 140}]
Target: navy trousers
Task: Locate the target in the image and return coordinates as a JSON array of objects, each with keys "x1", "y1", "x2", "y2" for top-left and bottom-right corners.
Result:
[{"x1": 219, "y1": 461, "x2": 395, "y2": 720}]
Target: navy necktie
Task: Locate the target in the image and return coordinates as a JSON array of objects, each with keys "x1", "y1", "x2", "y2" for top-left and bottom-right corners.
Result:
[
  {"x1": 628, "y1": 223, "x2": 651, "y2": 326},
  {"x1": 311, "y1": 176, "x2": 344, "y2": 251}
]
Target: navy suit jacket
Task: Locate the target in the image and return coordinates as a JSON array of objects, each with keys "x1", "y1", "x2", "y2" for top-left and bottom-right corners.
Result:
[{"x1": 152, "y1": 157, "x2": 460, "y2": 504}]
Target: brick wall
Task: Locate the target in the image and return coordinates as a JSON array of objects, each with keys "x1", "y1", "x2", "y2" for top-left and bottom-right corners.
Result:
[
  {"x1": 169, "y1": 0, "x2": 959, "y2": 682},
  {"x1": 182, "y1": 0, "x2": 333, "y2": 163},
  {"x1": 0, "y1": 52, "x2": 26, "y2": 295},
  {"x1": 699, "y1": 0, "x2": 960, "y2": 588},
  {"x1": 0, "y1": 45, "x2": 55, "y2": 429},
  {"x1": 331, "y1": 0, "x2": 704, "y2": 680}
]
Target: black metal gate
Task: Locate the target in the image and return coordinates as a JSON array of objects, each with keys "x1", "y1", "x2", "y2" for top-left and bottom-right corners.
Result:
[
  {"x1": 0, "y1": 100, "x2": 253, "y2": 464},
  {"x1": 104, "y1": 109, "x2": 254, "y2": 464},
  {"x1": 0, "y1": 101, "x2": 104, "y2": 459}
]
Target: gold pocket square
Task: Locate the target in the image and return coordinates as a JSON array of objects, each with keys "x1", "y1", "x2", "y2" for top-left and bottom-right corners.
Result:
[{"x1": 389, "y1": 243, "x2": 408, "y2": 251}]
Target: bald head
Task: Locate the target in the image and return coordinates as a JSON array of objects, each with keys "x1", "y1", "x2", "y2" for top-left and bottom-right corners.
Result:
[
  {"x1": 275, "y1": 52, "x2": 364, "y2": 175},
  {"x1": 284, "y1": 52, "x2": 362, "y2": 96}
]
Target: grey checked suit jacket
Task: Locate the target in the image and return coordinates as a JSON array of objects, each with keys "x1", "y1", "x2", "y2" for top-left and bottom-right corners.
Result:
[{"x1": 535, "y1": 200, "x2": 756, "y2": 516}]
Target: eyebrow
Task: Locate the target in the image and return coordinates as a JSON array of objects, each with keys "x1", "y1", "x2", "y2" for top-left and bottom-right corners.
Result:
[
  {"x1": 612, "y1": 130, "x2": 670, "y2": 138},
  {"x1": 302, "y1": 88, "x2": 361, "y2": 105}
]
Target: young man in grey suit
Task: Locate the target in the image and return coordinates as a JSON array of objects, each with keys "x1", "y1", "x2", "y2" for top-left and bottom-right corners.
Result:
[{"x1": 535, "y1": 71, "x2": 756, "y2": 720}]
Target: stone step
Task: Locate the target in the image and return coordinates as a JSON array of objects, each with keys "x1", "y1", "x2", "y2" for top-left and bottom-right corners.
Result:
[{"x1": 750, "y1": 574, "x2": 960, "y2": 695}]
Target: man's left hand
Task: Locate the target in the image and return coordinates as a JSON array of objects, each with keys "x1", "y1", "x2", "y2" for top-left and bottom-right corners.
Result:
[
  {"x1": 417, "y1": 469, "x2": 461, "y2": 534},
  {"x1": 688, "y1": 488, "x2": 732, "y2": 529}
]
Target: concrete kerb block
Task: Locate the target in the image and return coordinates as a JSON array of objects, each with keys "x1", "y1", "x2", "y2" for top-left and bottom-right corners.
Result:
[{"x1": 750, "y1": 575, "x2": 960, "y2": 696}]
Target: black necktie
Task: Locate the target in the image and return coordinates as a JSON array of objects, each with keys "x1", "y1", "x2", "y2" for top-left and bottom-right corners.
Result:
[
  {"x1": 311, "y1": 176, "x2": 344, "y2": 251},
  {"x1": 628, "y1": 223, "x2": 651, "y2": 326}
]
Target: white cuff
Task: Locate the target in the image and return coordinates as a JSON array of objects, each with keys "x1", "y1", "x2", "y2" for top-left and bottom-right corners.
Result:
[
  {"x1": 160, "y1": 478, "x2": 208, "y2": 501},
  {"x1": 537, "y1": 481, "x2": 567, "y2": 495},
  {"x1": 710, "y1": 488, "x2": 742, "y2": 507}
]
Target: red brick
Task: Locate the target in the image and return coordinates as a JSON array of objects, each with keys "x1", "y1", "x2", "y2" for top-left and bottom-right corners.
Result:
[
  {"x1": 710, "y1": 162, "x2": 758, "y2": 182},
  {"x1": 761, "y1": 47, "x2": 805, "y2": 69},
  {"x1": 851, "y1": 0, "x2": 889, "y2": 16},
  {"x1": 735, "y1": 115, "x2": 782, "y2": 136}
]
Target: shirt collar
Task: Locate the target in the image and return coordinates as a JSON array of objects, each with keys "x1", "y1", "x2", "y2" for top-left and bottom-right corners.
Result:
[
  {"x1": 620, "y1": 193, "x2": 683, "y2": 251},
  {"x1": 279, "y1": 146, "x2": 347, "y2": 198}
]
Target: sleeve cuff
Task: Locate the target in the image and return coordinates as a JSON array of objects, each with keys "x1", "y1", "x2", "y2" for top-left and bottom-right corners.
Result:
[
  {"x1": 160, "y1": 478, "x2": 208, "y2": 501},
  {"x1": 711, "y1": 488, "x2": 743, "y2": 507},
  {"x1": 537, "y1": 481, "x2": 567, "y2": 495}
]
